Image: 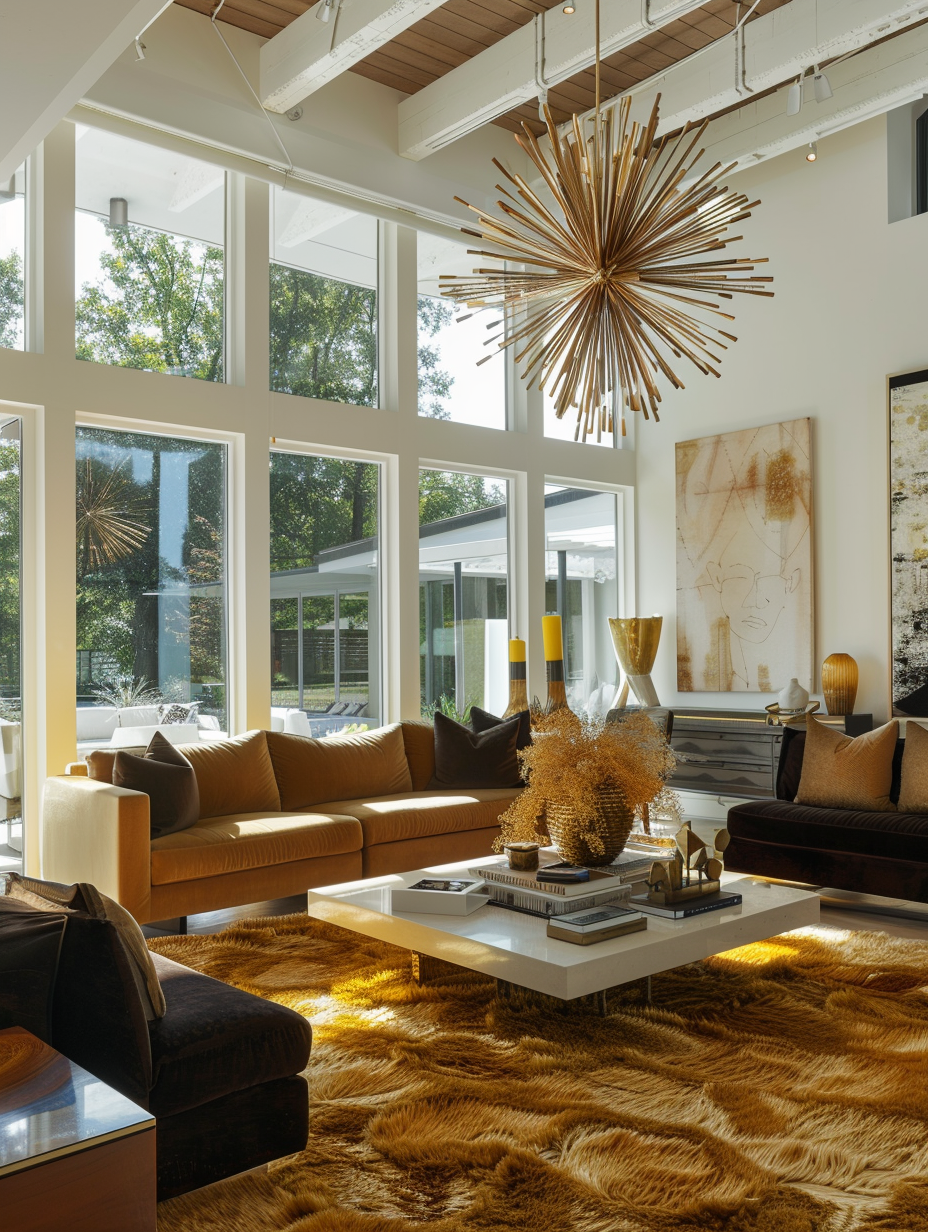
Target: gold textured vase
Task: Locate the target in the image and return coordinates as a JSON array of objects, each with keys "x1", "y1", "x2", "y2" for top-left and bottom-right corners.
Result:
[
  {"x1": 609, "y1": 617, "x2": 662, "y2": 708},
  {"x1": 821, "y1": 653, "x2": 859, "y2": 716},
  {"x1": 503, "y1": 638, "x2": 529, "y2": 717},
  {"x1": 542, "y1": 614, "x2": 570, "y2": 714},
  {"x1": 546, "y1": 785, "x2": 634, "y2": 867}
]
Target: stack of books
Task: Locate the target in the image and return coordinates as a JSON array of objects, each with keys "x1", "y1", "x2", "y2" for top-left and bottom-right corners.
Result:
[
  {"x1": 469, "y1": 852, "x2": 646, "y2": 919},
  {"x1": 546, "y1": 904, "x2": 647, "y2": 945},
  {"x1": 628, "y1": 888, "x2": 743, "y2": 919}
]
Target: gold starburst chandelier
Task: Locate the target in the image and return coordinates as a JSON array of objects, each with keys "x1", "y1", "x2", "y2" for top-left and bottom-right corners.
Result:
[
  {"x1": 77, "y1": 458, "x2": 149, "y2": 569},
  {"x1": 440, "y1": 0, "x2": 772, "y2": 441}
]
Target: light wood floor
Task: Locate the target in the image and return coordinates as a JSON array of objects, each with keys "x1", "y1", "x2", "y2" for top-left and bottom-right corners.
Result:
[{"x1": 143, "y1": 893, "x2": 928, "y2": 943}]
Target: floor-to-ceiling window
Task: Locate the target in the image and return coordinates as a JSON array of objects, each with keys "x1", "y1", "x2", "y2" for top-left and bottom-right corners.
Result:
[
  {"x1": 0, "y1": 164, "x2": 25, "y2": 352},
  {"x1": 270, "y1": 189, "x2": 378, "y2": 405},
  {"x1": 417, "y1": 234, "x2": 506, "y2": 428},
  {"x1": 544, "y1": 486, "x2": 620, "y2": 716},
  {"x1": 75, "y1": 128, "x2": 225, "y2": 381},
  {"x1": 270, "y1": 451, "x2": 381, "y2": 733},
  {"x1": 76, "y1": 427, "x2": 228, "y2": 749},
  {"x1": 419, "y1": 469, "x2": 509, "y2": 720},
  {"x1": 0, "y1": 418, "x2": 22, "y2": 871}
]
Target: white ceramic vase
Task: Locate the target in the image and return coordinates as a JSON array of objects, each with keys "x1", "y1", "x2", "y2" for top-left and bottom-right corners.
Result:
[{"x1": 777, "y1": 678, "x2": 809, "y2": 712}]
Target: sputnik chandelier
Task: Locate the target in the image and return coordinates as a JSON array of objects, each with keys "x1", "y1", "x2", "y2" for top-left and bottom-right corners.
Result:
[{"x1": 439, "y1": 0, "x2": 773, "y2": 441}]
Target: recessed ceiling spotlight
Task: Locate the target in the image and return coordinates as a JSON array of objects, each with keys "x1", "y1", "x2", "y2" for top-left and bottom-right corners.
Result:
[
  {"x1": 563, "y1": 2, "x2": 576, "y2": 12},
  {"x1": 806, "y1": 142, "x2": 818, "y2": 162}
]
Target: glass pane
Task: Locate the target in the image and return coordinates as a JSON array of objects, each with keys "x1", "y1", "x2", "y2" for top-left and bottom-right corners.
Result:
[
  {"x1": 76, "y1": 427, "x2": 229, "y2": 752},
  {"x1": 544, "y1": 486, "x2": 619, "y2": 716},
  {"x1": 417, "y1": 234, "x2": 506, "y2": 429},
  {"x1": 0, "y1": 165, "x2": 25, "y2": 352},
  {"x1": 270, "y1": 452, "x2": 381, "y2": 733},
  {"x1": 270, "y1": 188, "x2": 377, "y2": 405},
  {"x1": 0, "y1": 420, "x2": 22, "y2": 872},
  {"x1": 75, "y1": 126, "x2": 225, "y2": 381},
  {"x1": 544, "y1": 386, "x2": 616, "y2": 447},
  {"x1": 419, "y1": 470, "x2": 509, "y2": 720}
]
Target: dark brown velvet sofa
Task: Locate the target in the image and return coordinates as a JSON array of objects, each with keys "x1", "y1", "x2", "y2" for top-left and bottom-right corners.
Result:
[{"x1": 725, "y1": 726, "x2": 928, "y2": 902}]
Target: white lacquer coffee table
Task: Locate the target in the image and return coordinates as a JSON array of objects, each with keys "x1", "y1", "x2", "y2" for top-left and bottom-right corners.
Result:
[{"x1": 306, "y1": 856, "x2": 820, "y2": 1009}]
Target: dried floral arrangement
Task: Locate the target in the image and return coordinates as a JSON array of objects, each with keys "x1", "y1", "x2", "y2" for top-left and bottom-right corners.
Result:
[{"x1": 496, "y1": 709, "x2": 680, "y2": 859}]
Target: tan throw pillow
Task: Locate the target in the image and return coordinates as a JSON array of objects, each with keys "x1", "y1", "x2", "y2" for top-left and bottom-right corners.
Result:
[
  {"x1": 266, "y1": 724, "x2": 413, "y2": 811},
  {"x1": 896, "y1": 720, "x2": 928, "y2": 812},
  {"x1": 401, "y1": 721, "x2": 436, "y2": 792},
  {"x1": 795, "y1": 717, "x2": 898, "y2": 811},
  {"x1": 179, "y1": 730, "x2": 281, "y2": 820}
]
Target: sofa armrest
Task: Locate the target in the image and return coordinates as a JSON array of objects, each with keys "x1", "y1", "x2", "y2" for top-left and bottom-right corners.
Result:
[{"x1": 42, "y1": 777, "x2": 152, "y2": 922}]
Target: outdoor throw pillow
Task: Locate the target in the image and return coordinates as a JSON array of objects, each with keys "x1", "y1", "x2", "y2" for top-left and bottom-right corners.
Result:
[
  {"x1": 895, "y1": 719, "x2": 928, "y2": 812},
  {"x1": 470, "y1": 705, "x2": 532, "y2": 751},
  {"x1": 113, "y1": 731, "x2": 200, "y2": 840},
  {"x1": 429, "y1": 710, "x2": 522, "y2": 790},
  {"x1": 795, "y1": 716, "x2": 898, "y2": 811},
  {"x1": 158, "y1": 701, "x2": 198, "y2": 725}
]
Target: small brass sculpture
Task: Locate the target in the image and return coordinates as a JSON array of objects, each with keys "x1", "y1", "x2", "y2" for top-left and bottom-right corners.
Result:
[{"x1": 646, "y1": 822, "x2": 730, "y2": 906}]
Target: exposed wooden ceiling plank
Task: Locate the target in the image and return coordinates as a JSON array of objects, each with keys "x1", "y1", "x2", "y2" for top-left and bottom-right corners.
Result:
[{"x1": 259, "y1": 0, "x2": 450, "y2": 112}]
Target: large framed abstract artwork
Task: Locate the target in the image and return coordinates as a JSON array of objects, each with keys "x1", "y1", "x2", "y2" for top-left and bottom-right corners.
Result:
[
  {"x1": 676, "y1": 418, "x2": 813, "y2": 694},
  {"x1": 890, "y1": 368, "x2": 928, "y2": 715}
]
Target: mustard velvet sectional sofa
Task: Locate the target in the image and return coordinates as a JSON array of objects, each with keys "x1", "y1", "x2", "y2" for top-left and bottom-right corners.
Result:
[{"x1": 42, "y1": 723, "x2": 520, "y2": 925}]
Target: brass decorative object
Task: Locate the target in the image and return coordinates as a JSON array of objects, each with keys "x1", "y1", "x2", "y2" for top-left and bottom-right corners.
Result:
[
  {"x1": 503, "y1": 842, "x2": 540, "y2": 871},
  {"x1": 496, "y1": 709, "x2": 678, "y2": 867},
  {"x1": 439, "y1": 0, "x2": 772, "y2": 443},
  {"x1": 503, "y1": 638, "x2": 529, "y2": 717},
  {"x1": 764, "y1": 700, "x2": 820, "y2": 727},
  {"x1": 542, "y1": 615, "x2": 570, "y2": 714},
  {"x1": 646, "y1": 822, "x2": 730, "y2": 906},
  {"x1": 609, "y1": 617, "x2": 662, "y2": 708},
  {"x1": 822, "y1": 653, "x2": 859, "y2": 715},
  {"x1": 76, "y1": 458, "x2": 149, "y2": 569}
]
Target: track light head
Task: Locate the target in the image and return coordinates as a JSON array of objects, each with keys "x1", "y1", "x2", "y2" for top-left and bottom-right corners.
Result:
[
  {"x1": 134, "y1": 37, "x2": 146, "y2": 61},
  {"x1": 805, "y1": 142, "x2": 818, "y2": 163},
  {"x1": 316, "y1": 0, "x2": 336, "y2": 21},
  {"x1": 812, "y1": 66, "x2": 833, "y2": 103},
  {"x1": 786, "y1": 80, "x2": 802, "y2": 117},
  {"x1": 109, "y1": 197, "x2": 129, "y2": 227}
]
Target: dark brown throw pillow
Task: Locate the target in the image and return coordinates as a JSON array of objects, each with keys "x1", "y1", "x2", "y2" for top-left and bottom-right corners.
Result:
[
  {"x1": 113, "y1": 731, "x2": 200, "y2": 840},
  {"x1": 470, "y1": 705, "x2": 532, "y2": 751},
  {"x1": 429, "y1": 710, "x2": 521, "y2": 790}
]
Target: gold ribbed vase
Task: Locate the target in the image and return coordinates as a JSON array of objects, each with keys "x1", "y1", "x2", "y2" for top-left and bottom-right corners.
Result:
[
  {"x1": 821, "y1": 653, "x2": 859, "y2": 716},
  {"x1": 546, "y1": 784, "x2": 634, "y2": 867}
]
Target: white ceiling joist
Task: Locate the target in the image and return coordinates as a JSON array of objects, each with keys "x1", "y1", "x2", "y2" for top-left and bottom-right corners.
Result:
[
  {"x1": 697, "y1": 18, "x2": 928, "y2": 170},
  {"x1": 397, "y1": 0, "x2": 709, "y2": 161},
  {"x1": 0, "y1": 0, "x2": 172, "y2": 181},
  {"x1": 399, "y1": 0, "x2": 928, "y2": 161},
  {"x1": 260, "y1": 0, "x2": 448, "y2": 115}
]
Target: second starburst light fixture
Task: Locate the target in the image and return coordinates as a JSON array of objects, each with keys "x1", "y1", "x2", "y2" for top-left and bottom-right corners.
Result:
[{"x1": 439, "y1": 0, "x2": 773, "y2": 442}]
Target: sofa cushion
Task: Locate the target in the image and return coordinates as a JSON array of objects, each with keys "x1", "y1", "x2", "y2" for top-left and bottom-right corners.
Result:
[
  {"x1": 795, "y1": 717, "x2": 898, "y2": 811},
  {"x1": 113, "y1": 732, "x2": 200, "y2": 840},
  {"x1": 178, "y1": 730, "x2": 280, "y2": 821},
  {"x1": 429, "y1": 711, "x2": 521, "y2": 789},
  {"x1": 727, "y1": 799, "x2": 928, "y2": 864},
  {"x1": 147, "y1": 952, "x2": 311, "y2": 1119},
  {"x1": 401, "y1": 721, "x2": 435, "y2": 791},
  {"x1": 302, "y1": 788, "x2": 518, "y2": 847},
  {"x1": 470, "y1": 705, "x2": 532, "y2": 751},
  {"x1": 150, "y1": 812, "x2": 363, "y2": 885},
  {"x1": 266, "y1": 724, "x2": 412, "y2": 810},
  {"x1": 897, "y1": 720, "x2": 928, "y2": 812}
]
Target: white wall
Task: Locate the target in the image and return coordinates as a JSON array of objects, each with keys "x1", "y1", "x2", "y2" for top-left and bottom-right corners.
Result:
[{"x1": 635, "y1": 115, "x2": 928, "y2": 724}]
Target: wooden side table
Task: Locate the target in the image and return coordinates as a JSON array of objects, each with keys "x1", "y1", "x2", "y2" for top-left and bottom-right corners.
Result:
[{"x1": 0, "y1": 1026, "x2": 155, "y2": 1232}]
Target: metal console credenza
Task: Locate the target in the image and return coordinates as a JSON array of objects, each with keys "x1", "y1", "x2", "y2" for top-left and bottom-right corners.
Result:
[{"x1": 667, "y1": 709, "x2": 874, "y2": 799}]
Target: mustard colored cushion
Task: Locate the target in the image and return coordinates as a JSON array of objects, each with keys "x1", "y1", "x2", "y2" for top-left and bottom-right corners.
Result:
[
  {"x1": 795, "y1": 717, "x2": 898, "y2": 811},
  {"x1": 896, "y1": 720, "x2": 928, "y2": 812},
  {"x1": 178, "y1": 730, "x2": 281, "y2": 821},
  {"x1": 401, "y1": 721, "x2": 435, "y2": 791},
  {"x1": 266, "y1": 724, "x2": 412, "y2": 811}
]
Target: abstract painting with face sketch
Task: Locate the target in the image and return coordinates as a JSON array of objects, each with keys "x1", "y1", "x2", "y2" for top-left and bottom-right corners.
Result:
[{"x1": 675, "y1": 418, "x2": 813, "y2": 694}]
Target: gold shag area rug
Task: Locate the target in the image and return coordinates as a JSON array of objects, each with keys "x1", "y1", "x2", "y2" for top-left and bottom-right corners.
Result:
[{"x1": 150, "y1": 915, "x2": 928, "y2": 1232}]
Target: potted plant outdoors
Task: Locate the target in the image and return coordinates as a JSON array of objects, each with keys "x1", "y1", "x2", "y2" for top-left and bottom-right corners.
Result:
[{"x1": 496, "y1": 710, "x2": 680, "y2": 867}]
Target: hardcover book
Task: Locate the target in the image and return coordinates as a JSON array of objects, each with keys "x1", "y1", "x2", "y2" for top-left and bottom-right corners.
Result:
[{"x1": 628, "y1": 890, "x2": 743, "y2": 919}]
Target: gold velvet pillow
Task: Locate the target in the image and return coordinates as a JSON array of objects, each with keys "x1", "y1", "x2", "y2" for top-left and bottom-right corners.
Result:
[
  {"x1": 795, "y1": 717, "x2": 898, "y2": 811},
  {"x1": 401, "y1": 720, "x2": 436, "y2": 792},
  {"x1": 896, "y1": 720, "x2": 928, "y2": 813},
  {"x1": 178, "y1": 730, "x2": 281, "y2": 820},
  {"x1": 266, "y1": 724, "x2": 413, "y2": 811}
]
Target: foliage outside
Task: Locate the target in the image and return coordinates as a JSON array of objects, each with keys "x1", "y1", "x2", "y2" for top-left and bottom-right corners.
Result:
[{"x1": 0, "y1": 252, "x2": 24, "y2": 351}]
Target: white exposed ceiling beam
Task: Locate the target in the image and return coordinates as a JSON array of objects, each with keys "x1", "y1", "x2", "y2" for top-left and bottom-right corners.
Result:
[
  {"x1": 260, "y1": 0, "x2": 448, "y2": 114},
  {"x1": 592, "y1": 0, "x2": 928, "y2": 139},
  {"x1": 397, "y1": 0, "x2": 708, "y2": 161},
  {"x1": 0, "y1": 0, "x2": 172, "y2": 181},
  {"x1": 696, "y1": 19, "x2": 928, "y2": 170},
  {"x1": 399, "y1": 0, "x2": 928, "y2": 161}
]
